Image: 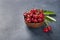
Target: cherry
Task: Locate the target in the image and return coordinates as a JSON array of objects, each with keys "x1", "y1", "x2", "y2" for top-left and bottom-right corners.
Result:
[
  {"x1": 29, "y1": 13, "x2": 33, "y2": 17},
  {"x1": 26, "y1": 18, "x2": 31, "y2": 23},
  {"x1": 47, "y1": 26, "x2": 52, "y2": 31},
  {"x1": 33, "y1": 14, "x2": 38, "y2": 19},
  {"x1": 33, "y1": 19, "x2": 38, "y2": 23},
  {"x1": 31, "y1": 18, "x2": 34, "y2": 23},
  {"x1": 43, "y1": 27, "x2": 49, "y2": 32},
  {"x1": 27, "y1": 14, "x2": 31, "y2": 18},
  {"x1": 38, "y1": 13, "x2": 44, "y2": 19},
  {"x1": 23, "y1": 13, "x2": 27, "y2": 18},
  {"x1": 38, "y1": 18, "x2": 44, "y2": 22},
  {"x1": 30, "y1": 9, "x2": 38, "y2": 14},
  {"x1": 43, "y1": 26, "x2": 52, "y2": 33}
]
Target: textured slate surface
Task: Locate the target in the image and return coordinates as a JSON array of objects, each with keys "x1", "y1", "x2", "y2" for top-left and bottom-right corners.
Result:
[{"x1": 0, "y1": 0, "x2": 60, "y2": 40}]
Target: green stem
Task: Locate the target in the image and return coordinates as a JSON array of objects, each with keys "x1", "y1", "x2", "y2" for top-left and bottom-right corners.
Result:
[{"x1": 44, "y1": 20, "x2": 49, "y2": 27}]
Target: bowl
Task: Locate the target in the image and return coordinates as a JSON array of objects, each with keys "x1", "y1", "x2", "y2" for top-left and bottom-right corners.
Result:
[{"x1": 25, "y1": 21, "x2": 44, "y2": 28}]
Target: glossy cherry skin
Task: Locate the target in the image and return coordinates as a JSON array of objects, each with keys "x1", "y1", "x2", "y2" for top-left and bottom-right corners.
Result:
[
  {"x1": 43, "y1": 27, "x2": 49, "y2": 32},
  {"x1": 31, "y1": 18, "x2": 34, "y2": 23},
  {"x1": 29, "y1": 12, "x2": 33, "y2": 17},
  {"x1": 33, "y1": 19, "x2": 38, "y2": 23},
  {"x1": 27, "y1": 14, "x2": 31, "y2": 18},
  {"x1": 33, "y1": 14, "x2": 38, "y2": 19},
  {"x1": 23, "y1": 13, "x2": 27, "y2": 18},
  {"x1": 47, "y1": 26, "x2": 52, "y2": 31},
  {"x1": 26, "y1": 18, "x2": 31, "y2": 23},
  {"x1": 38, "y1": 13, "x2": 44, "y2": 19},
  {"x1": 30, "y1": 9, "x2": 38, "y2": 14},
  {"x1": 38, "y1": 18, "x2": 44, "y2": 22}
]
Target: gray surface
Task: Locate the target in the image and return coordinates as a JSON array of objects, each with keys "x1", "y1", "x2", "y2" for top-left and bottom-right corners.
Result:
[{"x1": 0, "y1": 0, "x2": 60, "y2": 40}]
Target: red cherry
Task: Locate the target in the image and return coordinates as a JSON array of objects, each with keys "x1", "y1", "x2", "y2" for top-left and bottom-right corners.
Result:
[
  {"x1": 38, "y1": 18, "x2": 44, "y2": 22},
  {"x1": 38, "y1": 13, "x2": 44, "y2": 19},
  {"x1": 33, "y1": 19, "x2": 38, "y2": 23},
  {"x1": 43, "y1": 27, "x2": 49, "y2": 32},
  {"x1": 26, "y1": 18, "x2": 31, "y2": 23},
  {"x1": 31, "y1": 18, "x2": 34, "y2": 23},
  {"x1": 47, "y1": 26, "x2": 52, "y2": 31},
  {"x1": 30, "y1": 13, "x2": 33, "y2": 17},
  {"x1": 30, "y1": 9, "x2": 38, "y2": 14},
  {"x1": 33, "y1": 14, "x2": 38, "y2": 19},
  {"x1": 23, "y1": 13, "x2": 27, "y2": 18},
  {"x1": 27, "y1": 14, "x2": 31, "y2": 18}
]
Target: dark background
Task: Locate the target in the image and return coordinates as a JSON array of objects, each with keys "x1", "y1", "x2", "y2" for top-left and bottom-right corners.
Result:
[{"x1": 0, "y1": 0, "x2": 60, "y2": 40}]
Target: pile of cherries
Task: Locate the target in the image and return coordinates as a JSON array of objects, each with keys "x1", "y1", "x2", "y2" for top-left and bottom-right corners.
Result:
[{"x1": 23, "y1": 9, "x2": 45, "y2": 23}]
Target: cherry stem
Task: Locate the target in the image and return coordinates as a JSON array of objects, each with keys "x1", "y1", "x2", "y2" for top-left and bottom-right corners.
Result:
[{"x1": 44, "y1": 20, "x2": 49, "y2": 27}]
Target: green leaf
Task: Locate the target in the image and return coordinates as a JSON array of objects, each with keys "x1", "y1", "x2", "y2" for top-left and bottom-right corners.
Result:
[
  {"x1": 44, "y1": 10, "x2": 56, "y2": 15},
  {"x1": 45, "y1": 16, "x2": 56, "y2": 22}
]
